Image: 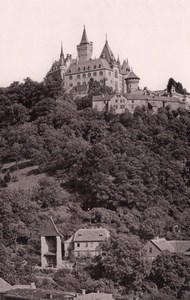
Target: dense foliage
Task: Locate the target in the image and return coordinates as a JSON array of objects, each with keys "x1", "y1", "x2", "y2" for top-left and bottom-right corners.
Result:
[{"x1": 0, "y1": 78, "x2": 190, "y2": 298}]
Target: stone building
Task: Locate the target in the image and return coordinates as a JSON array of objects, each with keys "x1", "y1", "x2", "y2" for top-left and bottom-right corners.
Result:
[{"x1": 46, "y1": 26, "x2": 135, "y2": 97}]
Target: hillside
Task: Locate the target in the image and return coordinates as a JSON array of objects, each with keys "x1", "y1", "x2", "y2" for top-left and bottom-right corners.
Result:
[{"x1": 0, "y1": 79, "x2": 190, "y2": 299}]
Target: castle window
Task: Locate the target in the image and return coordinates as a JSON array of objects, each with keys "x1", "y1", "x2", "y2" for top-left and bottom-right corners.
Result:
[
  {"x1": 115, "y1": 70, "x2": 118, "y2": 78},
  {"x1": 83, "y1": 73, "x2": 86, "y2": 78},
  {"x1": 77, "y1": 82, "x2": 81, "y2": 86},
  {"x1": 77, "y1": 74, "x2": 81, "y2": 79},
  {"x1": 78, "y1": 67, "x2": 80, "y2": 71},
  {"x1": 83, "y1": 67, "x2": 85, "y2": 71},
  {"x1": 132, "y1": 100, "x2": 134, "y2": 103},
  {"x1": 90, "y1": 242, "x2": 93, "y2": 247},
  {"x1": 94, "y1": 65, "x2": 96, "y2": 69},
  {"x1": 99, "y1": 71, "x2": 103, "y2": 76},
  {"x1": 77, "y1": 243, "x2": 80, "y2": 247},
  {"x1": 115, "y1": 99, "x2": 118, "y2": 103},
  {"x1": 109, "y1": 72, "x2": 111, "y2": 76},
  {"x1": 70, "y1": 83, "x2": 73, "y2": 87},
  {"x1": 88, "y1": 72, "x2": 91, "y2": 77},
  {"x1": 69, "y1": 75, "x2": 73, "y2": 80},
  {"x1": 99, "y1": 64, "x2": 102, "y2": 68},
  {"x1": 88, "y1": 66, "x2": 90, "y2": 70},
  {"x1": 120, "y1": 105, "x2": 125, "y2": 109},
  {"x1": 69, "y1": 70, "x2": 71, "y2": 73},
  {"x1": 85, "y1": 242, "x2": 88, "y2": 247},
  {"x1": 93, "y1": 72, "x2": 97, "y2": 76}
]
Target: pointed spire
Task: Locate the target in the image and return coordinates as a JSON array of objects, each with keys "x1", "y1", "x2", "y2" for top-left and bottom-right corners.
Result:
[
  {"x1": 117, "y1": 55, "x2": 120, "y2": 65},
  {"x1": 100, "y1": 38, "x2": 115, "y2": 63},
  {"x1": 60, "y1": 42, "x2": 64, "y2": 57},
  {"x1": 80, "y1": 25, "x2": 89, "y2": 44}
]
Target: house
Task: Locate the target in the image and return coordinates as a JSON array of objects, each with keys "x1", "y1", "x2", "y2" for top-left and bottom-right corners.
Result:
[
  {"x1": 0, "y1": 289, "x2": 75, "y2": 300},
  {"x1": 46, "y1": 26, "x2": 137, "y2": 97},
  {"x1": 144, "y1": 237, "x2": 190, "y2": 261},
  {"x1": 41, "y1": 218, "x2": 110, "y2": 268},
  {"x1": 65, "y1": 228, "x2": 110, "y2": 258},
  {"x1": 75, "y1": 292, "x2": 114, "y2": 300}
]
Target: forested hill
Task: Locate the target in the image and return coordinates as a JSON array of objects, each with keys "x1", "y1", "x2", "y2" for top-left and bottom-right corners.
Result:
[{"x1": 1, "y1": 79, "x2": 190, "y2": 299}]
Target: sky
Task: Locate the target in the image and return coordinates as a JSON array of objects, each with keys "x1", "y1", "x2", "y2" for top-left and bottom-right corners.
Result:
[{"x1": 0, "y1": 0, "x2": 190, "y2": 91}]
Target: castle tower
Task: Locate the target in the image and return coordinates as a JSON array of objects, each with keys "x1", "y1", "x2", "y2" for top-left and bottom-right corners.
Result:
[
  {"x1": 100, "y1": 38, "x2": 115, "y2": 64},
  {"x1": 125, "y1": 68, "x2": 140, "y2": 93},
  {"x1": 77, "y1": 26, "x2": 93, "y2": 63},
  {"x1": 41, "y1": 217, "x2": 63, "y2": 268}
]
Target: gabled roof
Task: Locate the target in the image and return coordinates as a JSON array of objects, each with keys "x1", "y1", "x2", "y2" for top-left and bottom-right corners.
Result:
[
  {"x1": 126, "y1": 91, "x2": 182, "y2": 103},
  {"x1": 0, "y1": 278, "x2": 11, "y2": 292},
  {"x1": 170, "y1": 241, "x2": 190, "y2": 254},
  {"x1": 92, "y1": 95, "x2": 112, "y2": 102},
  {"x1": 65, "y1": 58, "x2": 111, "y2": 75},
  {"x1": 151, "y1": 238, "x2": 175, "y2": 252},
  {"x1": 73, "y1": 228, "x2": 110, "y2": 242},
  {"x1": 41, "y1": 217, "x2": 63, "y2": 237},
  {"x1": 80, "y1": 26, "x2": 89, "y2": 44},
  {"x1": 126, "y1": 70, "x2": 140, "y2": 80},
  {"x1": 100, "y1": 40, "x2": 115, "y2": 64}
]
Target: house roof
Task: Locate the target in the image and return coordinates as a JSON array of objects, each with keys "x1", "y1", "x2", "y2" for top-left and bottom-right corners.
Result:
[
  {"x1": 65, "y1": 58, "x2": 111, "y2": 75},
  {"x1": 74, "y1": 84, "x2": 88, "y2": 92},
  {"x1": 92, "y1": 95, "x2": 112, "y2": 102},
  {"x1": 73, "y1": 228, "x2": 109, "y2": 242},
  {"x1": 169, "y1": 241, "x2": 190, "y2": 254},
  {"x1": 0, "y1": 277, "x2": 11, "y2": 292},
  {"x1": 151, "y1": 238, "x2": 175, "y2": 252},
  {"x1": 41, "y1": 217, "x2": 63, "y2": 237},
  {"x1": 126, "y1": 91, "x2": 182, "y2": 103},
  {"x1": 100, "y1": 40, "x2": 116, "y2": 64}
]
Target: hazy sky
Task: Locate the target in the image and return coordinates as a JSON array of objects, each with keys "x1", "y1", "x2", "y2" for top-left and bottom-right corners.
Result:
[{"x1": 0, "y1": 0, "x2": 190, "y2": 91}]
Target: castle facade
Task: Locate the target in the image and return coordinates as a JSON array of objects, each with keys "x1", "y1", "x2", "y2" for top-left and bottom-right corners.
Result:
[{"x1": 46, "y1": 27, "x2": 139, "y2": 96}]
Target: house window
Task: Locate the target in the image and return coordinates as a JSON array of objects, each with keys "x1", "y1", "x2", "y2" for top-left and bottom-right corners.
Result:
[
  {"x1": 88, "y1": 72, "x2": 91, "y2": 77},
  {"x1": 77, "y1": 243, "x2": 80, "y2": 247},
  {"x1": 99, "y1": 71, "x2": 103, "y2": 76},
  {"x1": 149, "y1": 247, "x2": 152, "y2": 253},
  {"x1": 120, "y1": 105, "x2": 125, "y2": 109},
  {"x1": 83, "y1": 73, "x2": 86, "y2": 78},
  {"x1": 77, "y1": 74, "x2": 80, "y2": 79},
  {"x1": 85, "y1": 242, "x2": 88, "y2": 247},
  {"x1": 93, "y1": 72, "x2": 97, "y2": 76},
  {"x1": 115, "y1": 99, "x2": 118, "y2": 103}
]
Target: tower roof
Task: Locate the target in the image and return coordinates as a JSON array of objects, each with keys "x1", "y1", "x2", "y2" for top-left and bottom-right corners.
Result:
[
  {"x1": 100, "y1": 40, "x2": 115, "y2": 64},
  {"x1": 80, "y1": 26, "x2": 89, "y2": 44},
  {"x1": 41, "y1": 217, "x2": 63, "y2": 237},
  {"x1": 126, "y1": 70, "x2": 140, "y2": 80},
  {"x1": 60, "y1": 42, "x2": 64, "y2": 56}
]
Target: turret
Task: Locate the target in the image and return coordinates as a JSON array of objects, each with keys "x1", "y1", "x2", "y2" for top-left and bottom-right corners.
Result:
[
  {"x1": 77, "y1": 26, "x2": 93, "y2": 63},
  {"x1": 60, "y1": 42, "x2": 64, "y2": 66},
  {"x1": 125, "y1": 68, "x2": 140, "y2": 93}
]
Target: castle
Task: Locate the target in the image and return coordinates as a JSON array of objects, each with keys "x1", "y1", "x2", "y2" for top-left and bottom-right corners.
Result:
[
  {"x1": 46, "y1": 26, "x2": 140, "y2": 97},
  {"x1": 46, "y1": 27, "x2": 190, "y2": 113}
]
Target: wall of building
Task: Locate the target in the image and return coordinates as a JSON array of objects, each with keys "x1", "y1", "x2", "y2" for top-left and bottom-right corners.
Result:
[
  {"x1": 73, "y1": 241, "x2": 102, "y2": 257},
  {"x1": 143, "y1": 241, "x2": 161, "y2": 261}
]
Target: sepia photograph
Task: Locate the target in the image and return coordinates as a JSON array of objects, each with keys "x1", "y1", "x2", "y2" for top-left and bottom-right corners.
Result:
[{"x1": 0, "y1": 0, "x2": 190, "y2": 299}]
